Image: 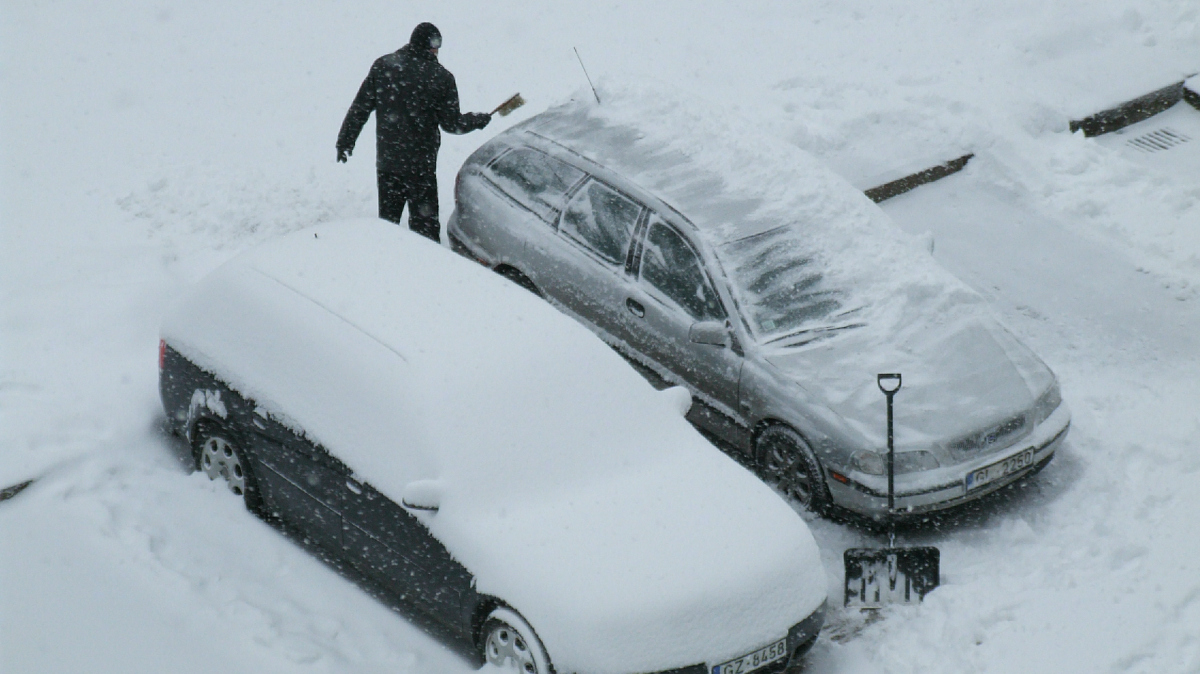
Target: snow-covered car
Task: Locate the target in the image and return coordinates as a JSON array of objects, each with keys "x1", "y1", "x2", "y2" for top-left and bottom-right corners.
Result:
[
  {"x1": 158, "y1": 220, "x2": 826, "y2": 674},
  {"x1": 447, "y1": 92, "x2": 1070, "y2": 520}
]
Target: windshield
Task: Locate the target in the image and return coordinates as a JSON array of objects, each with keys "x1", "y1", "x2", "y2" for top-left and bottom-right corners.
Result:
[{"x1": 716, "y1": 224, "x2": 853, "y2": 343}]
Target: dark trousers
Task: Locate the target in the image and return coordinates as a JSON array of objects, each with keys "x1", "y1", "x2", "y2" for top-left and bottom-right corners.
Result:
[{"x1": 378, "y1": 170, "x2": 439, "y2": 243}]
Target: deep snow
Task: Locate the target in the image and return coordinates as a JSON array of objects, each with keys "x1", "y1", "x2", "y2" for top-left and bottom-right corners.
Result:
[{"x1": 3, "y1": 1, "x2": 1200, "y2": 673}]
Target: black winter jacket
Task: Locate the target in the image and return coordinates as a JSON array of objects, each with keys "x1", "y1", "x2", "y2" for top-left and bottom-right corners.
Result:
[{"x1": 337, "y1": 44, "x2": 488, "y2": 176}]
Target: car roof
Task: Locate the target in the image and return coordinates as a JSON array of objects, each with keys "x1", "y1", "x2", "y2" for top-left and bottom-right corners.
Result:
[
  {"x1": 506, "y1": 87, "x2": 990, "y2": 348},
  {"x1": 162, "y1": 219, "x2": 705, "y2": 505},
  {"x1": 519, "y1": 95, "x2": 884, "y2": 251}
]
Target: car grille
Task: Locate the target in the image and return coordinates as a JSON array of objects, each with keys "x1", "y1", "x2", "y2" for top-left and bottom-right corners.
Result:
[{"x1": 949, "y1": 411, "x2": 1029, "y2": 455}]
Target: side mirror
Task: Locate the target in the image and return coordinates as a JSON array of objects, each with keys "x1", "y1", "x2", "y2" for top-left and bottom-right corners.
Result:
[
  {"x1": 401, "y1": 479, "x2": 443, "y2": 512},
  {"x1": 689, "y1": 320, "x2": 729, "y2": 347}
]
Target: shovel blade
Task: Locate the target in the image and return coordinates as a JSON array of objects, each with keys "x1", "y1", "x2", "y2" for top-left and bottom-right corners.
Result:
[{"x1": 843, "y1": 546, "x2": 940, "y2": 608}]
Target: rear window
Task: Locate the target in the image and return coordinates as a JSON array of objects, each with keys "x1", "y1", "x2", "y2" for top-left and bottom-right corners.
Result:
[{"x1": 487, "y1": 147, "x2": 585, "y2": 222}]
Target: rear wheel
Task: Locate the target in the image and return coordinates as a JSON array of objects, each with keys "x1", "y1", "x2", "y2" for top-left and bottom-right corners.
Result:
[
  {"x1": 482, "y1": 607, "x2": 550, "y2": 674},
  {"x1": 757, "y1": 425, "x2": 830, "y2": 512},
  {"x1": 193, "y1": 422, "x2": 263, "y2": 513}
]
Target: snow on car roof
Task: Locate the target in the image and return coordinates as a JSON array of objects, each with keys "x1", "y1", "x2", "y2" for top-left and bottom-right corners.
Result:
[
  {"x1": 525, "y1": 82, "x2": 984, "y2": 341},
  {"x1": 526, "y1": 81, "x2": 901, "y2": 246},
  {"x1": 164, "y1": 219, "x2": 699, "y2": 496}
]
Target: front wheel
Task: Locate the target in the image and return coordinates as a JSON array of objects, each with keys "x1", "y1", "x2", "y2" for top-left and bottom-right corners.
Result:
[
  {"x1": 757, "y1": 425, "x2": 830, "y2": 513},
  {"x1": 482, "y1": 607, "x2": 550, "y2": 674}
]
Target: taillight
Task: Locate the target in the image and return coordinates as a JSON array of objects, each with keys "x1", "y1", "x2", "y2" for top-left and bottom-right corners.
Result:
[{"x1": 159, "y1": 340, "x2": 166, "y2": 370}]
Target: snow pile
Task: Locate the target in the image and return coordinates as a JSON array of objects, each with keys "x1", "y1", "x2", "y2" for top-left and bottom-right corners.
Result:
[
  {"x1": 744, "y1": 2, "x2": 1200, "y2": 287},
  {"x1": 162, "y1": 220, "x2": 825, "y2": 674},
  {"x1": 0, "y1": 449, "x2": 469, "y2": 674}
]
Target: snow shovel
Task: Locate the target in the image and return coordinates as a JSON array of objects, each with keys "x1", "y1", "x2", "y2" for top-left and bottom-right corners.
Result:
[
  {"x1": 843, "y1": 373, "x2": 940, "y2": 608},
  {"x1": 491, "y1": 93, "x2": 525, "y2": 117}
]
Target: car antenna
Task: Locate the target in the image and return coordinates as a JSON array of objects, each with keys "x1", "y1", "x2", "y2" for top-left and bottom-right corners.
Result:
[{"x1": 574, "y1": 47, "x2": 601, "y2": 104}]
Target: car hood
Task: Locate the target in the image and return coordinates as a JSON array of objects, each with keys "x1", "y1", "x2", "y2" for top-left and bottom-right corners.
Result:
[
  {"x1": 764, "y1": 311, "x2": 1054, "y2": 452},
  {"x1": 427, "y1": 448, "x2": 826, "y2": 674}
]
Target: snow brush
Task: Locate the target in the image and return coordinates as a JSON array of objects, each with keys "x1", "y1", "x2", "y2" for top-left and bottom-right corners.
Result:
[
  {"x1": 491, "y1": 93, "x2": 525, "y2": 117},
  {"x1": 843, "y1": 373, "x2": 941, "y2": 608}
]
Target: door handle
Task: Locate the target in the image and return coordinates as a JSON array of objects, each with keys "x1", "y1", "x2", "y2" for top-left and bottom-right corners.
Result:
[
  {"x1": 345, "y1": 479, "x2": 363, "y2": 495},
  {"x1": 626, "y1": 298, "x2": 645, "y2": 318}
]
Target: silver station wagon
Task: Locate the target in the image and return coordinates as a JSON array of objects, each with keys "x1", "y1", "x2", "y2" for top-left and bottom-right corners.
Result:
[{"x1": 447, "y1": 97, "x2": 1070, "y2": 520}]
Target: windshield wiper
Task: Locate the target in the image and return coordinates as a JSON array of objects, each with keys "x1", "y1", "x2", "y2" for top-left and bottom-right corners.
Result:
[
  {"x1": 765, "y1": 321, "x2": 866, "y2": 347},
  {"x1": 761, "y1": 306, "x2": 866, "y2": 345}
]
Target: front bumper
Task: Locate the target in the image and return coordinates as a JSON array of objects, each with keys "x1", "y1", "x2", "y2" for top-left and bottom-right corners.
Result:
[
  {"x1": 649, "y1": 602, "x2": 826, "y2": 674},
  {"x1": 828, "y1": 405, "x2": 1070, "y2": 519}
]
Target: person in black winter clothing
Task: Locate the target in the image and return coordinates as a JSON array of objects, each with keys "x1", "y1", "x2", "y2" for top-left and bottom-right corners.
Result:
[{"x1": 337, "y1": 23, "x2": 491, "y2": 243}]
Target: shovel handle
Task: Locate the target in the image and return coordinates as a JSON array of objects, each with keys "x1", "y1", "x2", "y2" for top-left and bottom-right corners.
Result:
[
  {"x1": 877, "y1": 373, "x2": 902, "y2": 515},
  {"x1": 877, "y1": 373, "x2": 901, "y2": 394}
]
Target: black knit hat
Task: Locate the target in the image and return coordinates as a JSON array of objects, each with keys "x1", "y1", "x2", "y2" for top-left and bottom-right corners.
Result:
[{"x1": 410, "y1": 22, "x2": 442, "y2": 50}]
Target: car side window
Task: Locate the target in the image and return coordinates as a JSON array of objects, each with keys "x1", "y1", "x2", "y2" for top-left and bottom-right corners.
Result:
[
  {"x1": 559, "y1": 180, "x2": 642, "y2": 265},
  {"x1": 487, "y1": 147, "x2": 585, "y2": 222},
  {"x1": 639, "y1": 218, "x2": 725, "y2": 321}
]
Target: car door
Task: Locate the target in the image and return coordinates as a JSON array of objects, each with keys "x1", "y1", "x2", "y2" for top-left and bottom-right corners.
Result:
[
  {"x1": 624, "y1": 215, "x2": 747, "y2": 437},
  {"x1": 251, "y1": 422, "x2": 346, "y2": 550},
  {"x1": 526, "y1": 177, "x2": 644, "y2": 347},
  {"x1": 339, "y1": 481, "x2": 473, "y2": 622}
]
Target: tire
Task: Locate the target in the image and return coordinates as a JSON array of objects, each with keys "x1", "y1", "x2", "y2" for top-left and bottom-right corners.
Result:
[
  {"x1": 481, "y1": 607, "x2": 551, "y2": 674},
  {"x1": 494, "y1": 265, "x2": 543, "y2": 298},
  {"x1": 193, "y1": 421, "x2": 264, "y2": 513},
  {"x1": 757, "y1": 424, "x2": 830, "y2": 512}
]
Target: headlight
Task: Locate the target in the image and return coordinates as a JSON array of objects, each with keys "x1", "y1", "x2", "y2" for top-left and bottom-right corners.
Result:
[
  {"x1": 851, "y1": 450, "x2": 885, "y2": 475},
  {"x1": 851, "y1": 450, "x2": 940, "y2": 475},
  {"x1": 894, "y1": 450, "x2": 940, "y2": 473},
  {"x1": 1032, "y1": 382, "x2": 1062, "y2": 424}
]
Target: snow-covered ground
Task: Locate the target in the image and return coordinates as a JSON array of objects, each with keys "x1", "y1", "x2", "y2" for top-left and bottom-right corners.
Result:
[{"x1": 2, "y1": 1, "x2": 1199, "y2": 672}]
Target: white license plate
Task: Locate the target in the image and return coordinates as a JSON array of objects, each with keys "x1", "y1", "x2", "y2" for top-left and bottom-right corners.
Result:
[
  {"x1": 965, "y1": 448, "x2": 1035, "y2": 491},
  {"x1": 712, "y1": 637, "x2": 788, "y2": 674}
]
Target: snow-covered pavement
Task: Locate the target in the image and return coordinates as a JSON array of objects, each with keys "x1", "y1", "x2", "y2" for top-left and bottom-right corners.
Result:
[
  {"x1": 0, "y1": 444, "x2": 472, "y2": 673},
  {"x1": 3, "y1": 1, "x2": 1200, "y2": 672},
  {"x1": 817, "y1": 166, "x2": 1200, "y2": 673}
]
